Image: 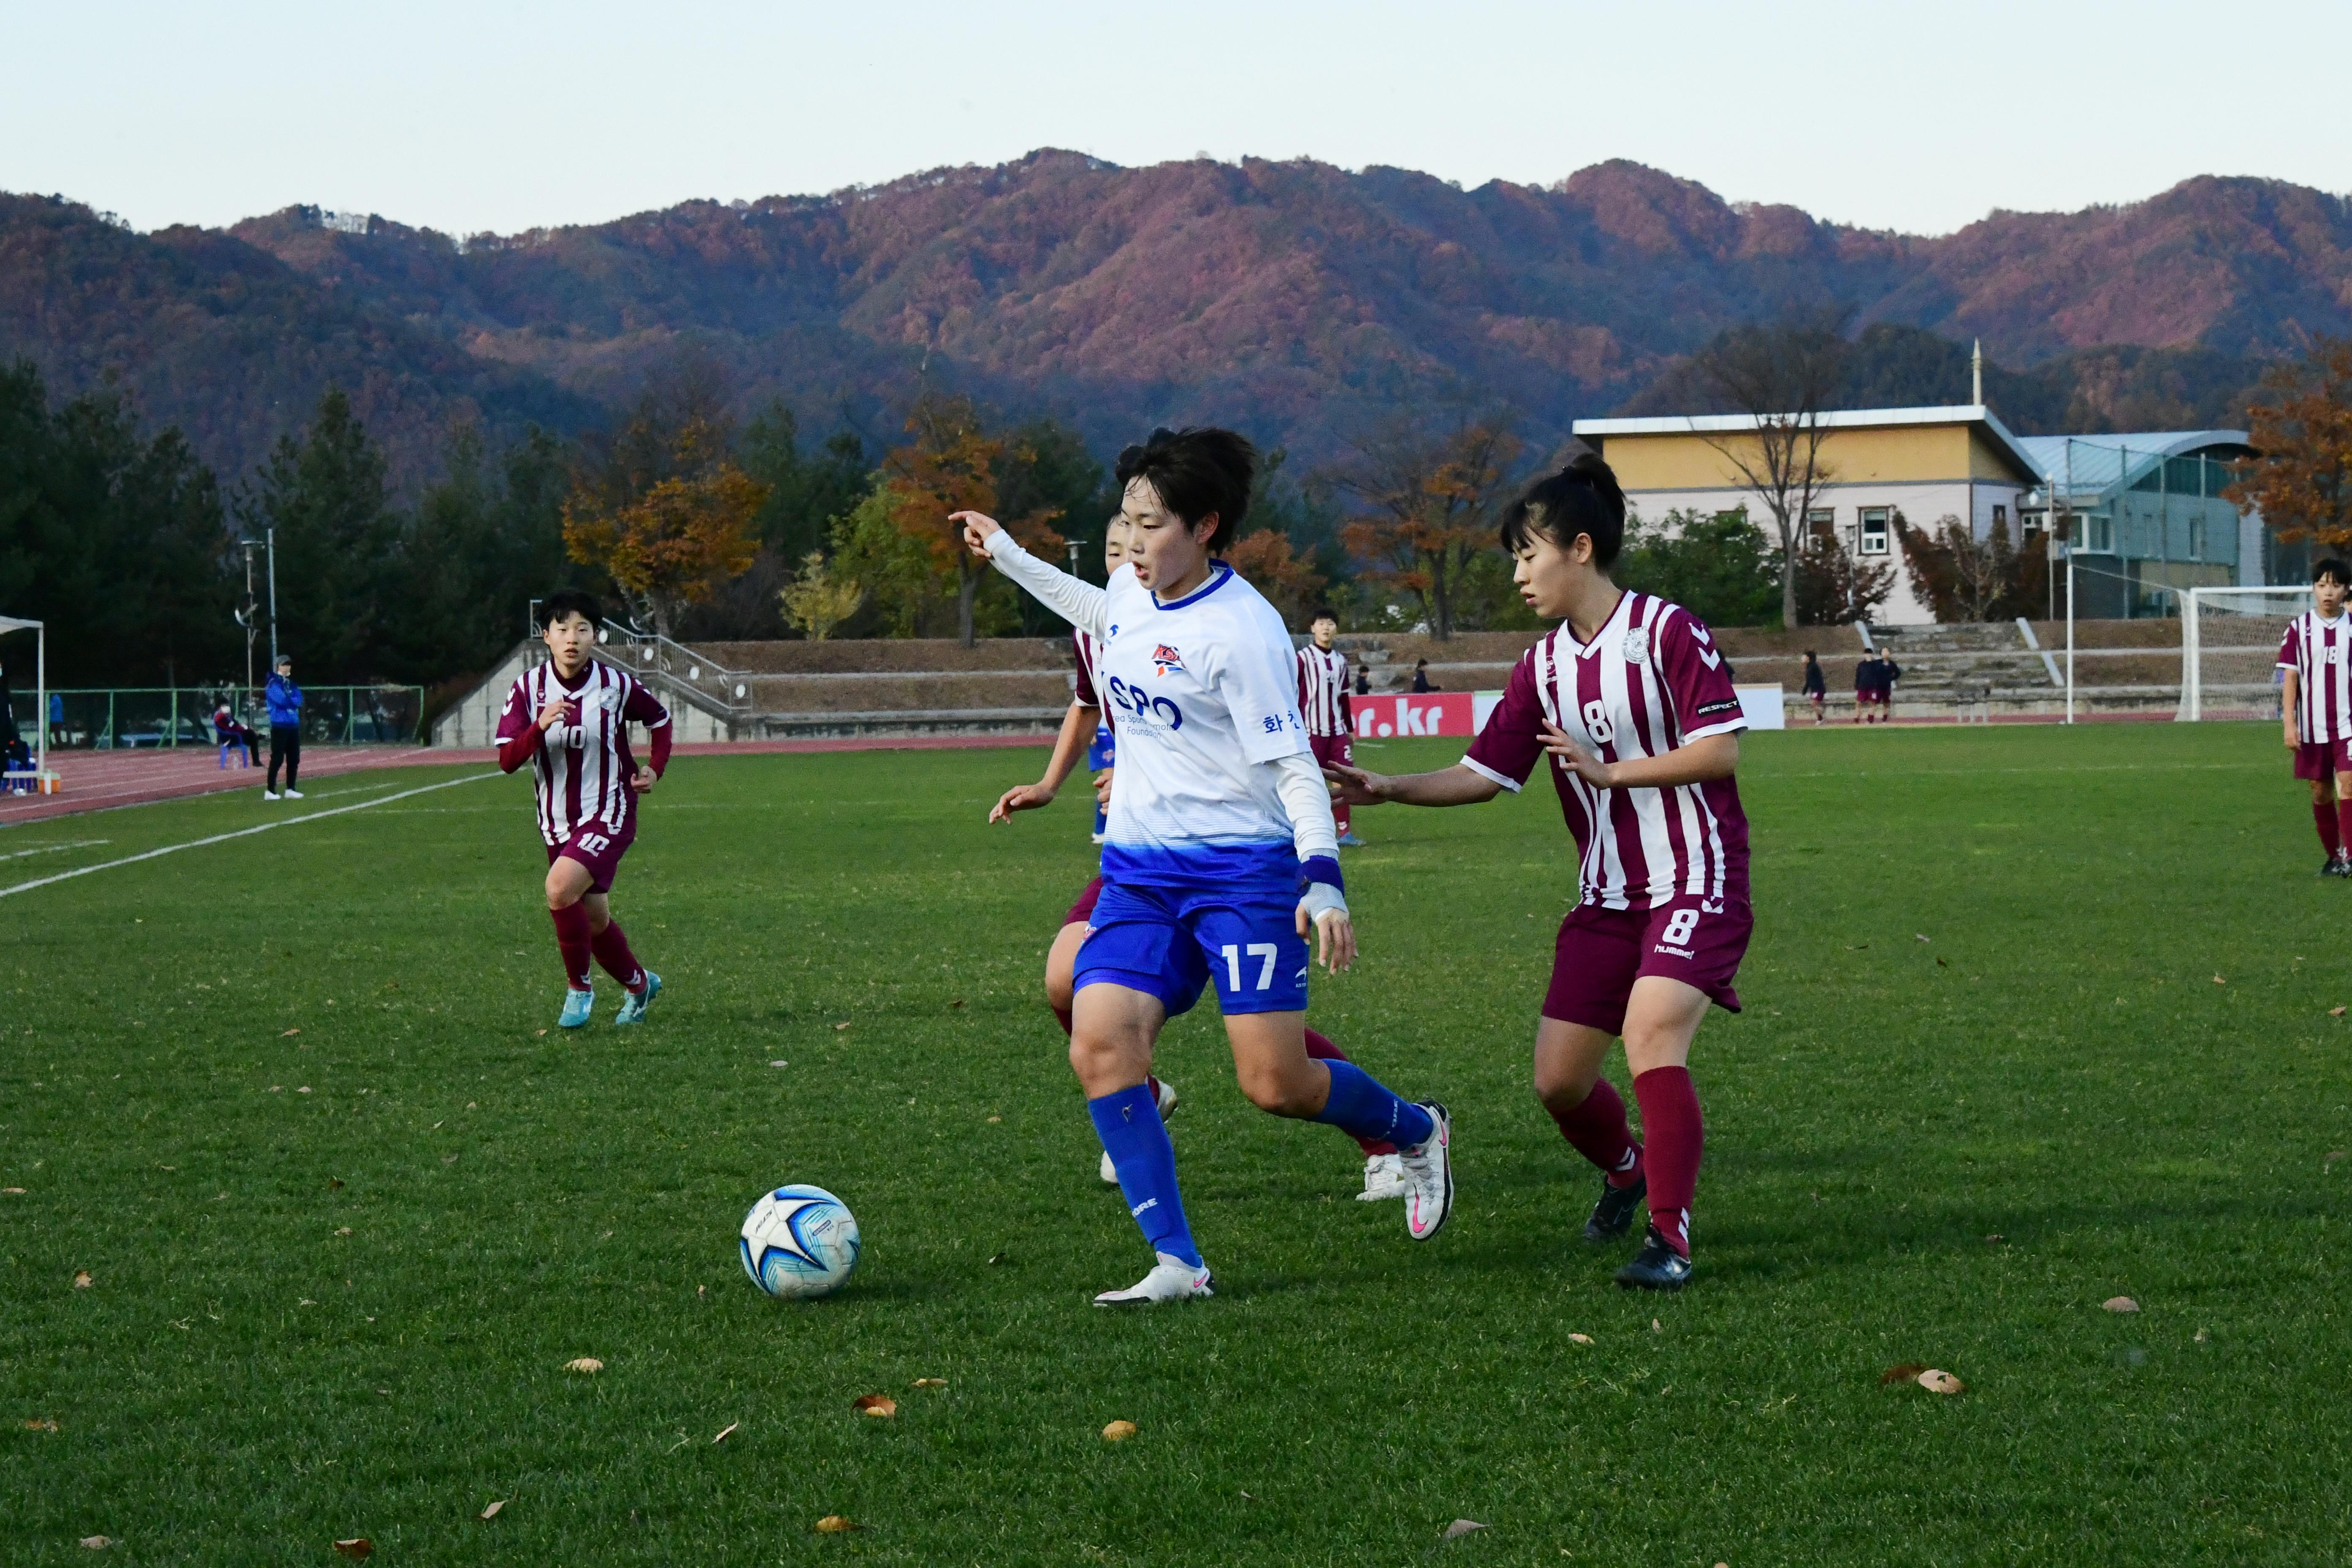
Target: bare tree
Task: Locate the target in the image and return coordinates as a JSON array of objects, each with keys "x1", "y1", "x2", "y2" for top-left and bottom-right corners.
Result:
[
  {"x1": 1690, "y1": 318, "x2": 1849, "y2": 628},
  {"x1": 1331, "y1": 411, "x2": 1522, "y2": 640}
]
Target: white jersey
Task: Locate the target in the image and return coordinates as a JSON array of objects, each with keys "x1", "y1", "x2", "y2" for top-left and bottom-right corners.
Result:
[{"x1": 1297, "y1": 644, "x2": 1350, "y2": 736}]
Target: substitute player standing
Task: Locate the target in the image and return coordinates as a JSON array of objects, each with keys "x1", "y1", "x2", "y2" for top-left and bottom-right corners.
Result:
[
  {"x1": 495, "y1": 591, "x2": 672, "y2": 1027},
  {"x1": 1298, "y1": 612, "x2": 1364, "y2": 847},
  {"x1": 960, "y1": 427, "x2": 1453, "y2": 1306},
  {"x1": 2278, "y1": 558, "x2": 2352, "y2": 877},
  {"x1": 1329, "y1": 453, "x2": 1748, "y2": 1290}
]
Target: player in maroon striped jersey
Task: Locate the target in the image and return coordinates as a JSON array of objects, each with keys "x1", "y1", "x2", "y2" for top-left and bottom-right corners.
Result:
[
  {"x1": 1298, "y1": 612, "x2": 1363, "y2": 846},
  {"x1": 989, "y1": 518, "x2": 1406, "y2": 1199},
  {"x1": 1328, "y1": 453, "x2": 1749, "y2": 1288},
  {"x1": 2278, "y1": 558, "x2": 2352, "y2": 877},
  {"x1": 495, "y1": 592, "x2": 673, "y2": 1029}
]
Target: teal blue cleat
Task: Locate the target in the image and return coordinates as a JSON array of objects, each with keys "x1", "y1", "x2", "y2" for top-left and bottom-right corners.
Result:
[
  {"x1": 614, "y1": 972, "x2": 662, "y2": 1026},
  {"x1": 558, "y1": 987, "x2": 595, "y2": 1029}
]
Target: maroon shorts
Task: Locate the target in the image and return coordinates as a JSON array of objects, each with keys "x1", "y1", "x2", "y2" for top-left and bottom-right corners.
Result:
[
  {"x1": 547, "y1": 819, "x2": 635, "y2": 895},
  {"x1": 1541, "y1": 894, "x2": 1752, "y2": 1036},
  {"x1": 1064, "y1": 874, "x2": 1104, "y2": 928},
  {"x1": 1309, "y1": 731, "x2": 1354, "y2": 769},
  {"x1": 2295, "y1": 740, "x2": 2352, "y2": 781}
]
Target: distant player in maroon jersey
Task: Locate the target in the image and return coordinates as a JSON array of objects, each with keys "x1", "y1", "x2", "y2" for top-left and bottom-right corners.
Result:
[
  {"x1": 1297, "y1": 612, "x2": 1363, "y2": 846},
  {"x1": 2278, "y1": 558, "x2": 2352, "y2": 877},
  {"x1": 1328, "y1": 453, "x2": 1750, "y2": 1289},
  {"x1": 990, "y1": 518, "x2": 1406, "y2": 1199},
  {"x1": 495, "y1": 591, "x2": 673, "y2": 1028}
]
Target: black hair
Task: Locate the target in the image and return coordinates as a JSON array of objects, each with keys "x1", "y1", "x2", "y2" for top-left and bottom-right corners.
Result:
[
  {"x1": 539, "y1": 590, "x2": 603, "y2": 631},
  {"x1": 1499, "y1": 451, "x2": 1628, "y2": 568},
  {"x1": 1308, "y1": 608, "x2": 1338, "y2": 624},
  {"x1": 1804, "y1": 649, "x2": 1818, "y2": 658},
  {"x1": 2315, "y1": 559, "x2": 2350, "y2": 587},
  {"x1": 1114, "y1": 427, "x2": 1257, "y2": 552}
]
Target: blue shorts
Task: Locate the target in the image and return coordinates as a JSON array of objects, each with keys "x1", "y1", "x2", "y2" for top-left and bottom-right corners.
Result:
[
  {"x1": 1075, "y1": 876, "x2": 1310, "y2": 1018},
  {"x1": 1085, "y1": 721, "x2": 1115, "y2": 772}
]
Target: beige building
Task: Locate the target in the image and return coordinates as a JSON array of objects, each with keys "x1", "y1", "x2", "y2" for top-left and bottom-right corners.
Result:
[{"x1": 1572, "y1": 405, "x2": 2046, "y2": 624}]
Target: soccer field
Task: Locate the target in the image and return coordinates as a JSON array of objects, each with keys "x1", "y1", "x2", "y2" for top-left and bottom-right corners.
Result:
[{"x1": 4, "y1": 724, "x2": 2348, "y2": 1564}]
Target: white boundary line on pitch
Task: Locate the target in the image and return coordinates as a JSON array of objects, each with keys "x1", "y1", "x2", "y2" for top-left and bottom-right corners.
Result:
[{"x1": 0, "y1": 773, "x2": 498, "y2": 899}]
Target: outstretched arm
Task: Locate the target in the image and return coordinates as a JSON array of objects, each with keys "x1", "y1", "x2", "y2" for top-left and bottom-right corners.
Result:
[
  {"x1": 991, "y1": 699, "x2": 1096, "y2": 822},
  {"x1": 955, "y1": 512, "x2": 1109, "y2": 635},
  {"x1": 1326, "y1": 759, "x2": 1504, "y2": 808}
]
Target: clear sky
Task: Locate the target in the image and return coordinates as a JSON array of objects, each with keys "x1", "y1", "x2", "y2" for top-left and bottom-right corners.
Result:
[{"x1": 6, "y1": 0, "x2": 2345, "y2": 239}]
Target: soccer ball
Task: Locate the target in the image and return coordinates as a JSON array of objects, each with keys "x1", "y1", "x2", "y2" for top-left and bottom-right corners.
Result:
[{"x1": 739, "y1": 1184, "x2": 860, "y2": 1299}]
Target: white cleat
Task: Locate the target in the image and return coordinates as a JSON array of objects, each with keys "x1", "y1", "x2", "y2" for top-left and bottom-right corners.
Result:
[
  {"x1": 1093, "y1": 1251, "x2": 1214, "y2": 1307},
  {"x1": 1356, "y1": 1151, "x2": 1407, "y2": 1202},
  {"x1": 1398, "y1": 1102, "x2": 1454, "y2": 1240},
  {"x1": 283, "y1": 788, "x2": 304, "y2": 799},
  {"x1": 1099, "y1": 1077, "x2": 1179, "y2": 1185}
]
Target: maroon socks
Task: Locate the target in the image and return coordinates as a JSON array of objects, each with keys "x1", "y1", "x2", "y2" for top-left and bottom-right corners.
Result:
[
  {"x1": 549, "y1": 903, "x2": 594, "y2": 991},
  {"x1": 1633, "y1": 1066, "x2": 1704, "y2": 1257},
  {"x1": 2330, "y1": 798, "x2": 2352, "y2": 859},
  {"x1": 590, "y1": 919, "x2": 648, "y2": 994},
  {"x1": 1305, "y1": 1027, "x2": 1396, "y2": 1156},
  {"x1": 1549, "y1": 1076, "x2": 1644, "y2": 1188}
]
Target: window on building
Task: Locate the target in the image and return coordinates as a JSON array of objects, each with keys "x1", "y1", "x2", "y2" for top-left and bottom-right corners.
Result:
[
  {"x1": 1859, "y1": 507, "x2": 1891, "y2": 556},
  {"x1": 1992, "y1": 503, "x2": 2008, "y2": 533},
  {"x1": 2088, "y1": 514, "x2": 2113, "y2": 553},
  {"x1": 1805, "y1": 507, "x2": 1836, "y2": 542}
]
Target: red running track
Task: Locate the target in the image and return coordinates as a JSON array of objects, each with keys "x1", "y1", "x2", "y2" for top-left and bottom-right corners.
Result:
[{"x1": 0, "y1": 733, "x2": 1052, "y2": 828}]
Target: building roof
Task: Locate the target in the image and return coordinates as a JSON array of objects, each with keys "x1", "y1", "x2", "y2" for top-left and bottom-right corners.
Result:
[
  {"x1": 2014, "y1": 430, "x2": 2254, "y2": 503},
  {"x1": 1573, "y1": 404, "x2": 2043, "y2": 485}
]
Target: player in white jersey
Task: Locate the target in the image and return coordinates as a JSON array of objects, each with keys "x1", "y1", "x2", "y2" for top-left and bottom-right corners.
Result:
[
  {"x1": 1297, "y1": 612, "x2": 1364, "y2": 846},
  {"x1": 958, "y1": 427, "x2": 1453, "y2": 1305},
  {"x1": 495, "y1": 592, "x2": 672, "y2": 1029},
  {"x1": 2278, "y1": 558, "x2": 2352, "y2": 877}
]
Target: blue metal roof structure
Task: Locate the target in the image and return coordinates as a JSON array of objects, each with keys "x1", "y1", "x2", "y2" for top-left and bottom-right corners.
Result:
[{"x1": 2015, "y1": 430, "x2": 2254, "y2": 504}]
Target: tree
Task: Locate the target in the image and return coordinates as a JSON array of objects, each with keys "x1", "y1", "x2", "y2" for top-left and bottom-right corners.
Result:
[
  {"x1": 1334, "y1": 413, "x2": 1522, "y2": 640},
  {"x1": 1225, "y1": 530, "x2": 1327, "y2": 627},
  {"x1": 562, "y1": 414, "x2": 765, "y2": 640},
  {"x1": 238, "y1": 387, "x2": 402, "y2": 680},
  {"x1": 395, "y1": 422, "x2": 573, "y2": 682},
  {"x1": 1689, "y1": 316, "x2": 1849, "y2": 629},
  {"x1": 1897, "y1": 513, "x2": 2047, "y2": 623},
  {"x1": 1616, "y1": 508, "x2": 1782, "y2": 628},
  {"x1": 1793, "y1": 529, "x2": 1896, "y2": 626},
  {"x1": 876, "y1": 395, "x2": 1064, "y2": 646},
  {"x1": 2224, "y1": 338, "x2": 2352, "y2": 546},
  {"x1": 777, "y1": 552, "x2": 865, "y2": 641}
]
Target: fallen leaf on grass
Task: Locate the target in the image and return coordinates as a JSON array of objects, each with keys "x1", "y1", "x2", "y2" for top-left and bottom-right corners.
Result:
[
  {"x1": 853, "y1": 1395, "x2": 896, "y2": 1418},
  {"x1": 332, "y1": 1540, "x2": 373, "y2": 1560},
  {"x1": 26, "y1": 1418, "x2": 59, "y2": 1431},
  {"x1": 281, "y1": 1028, "x2": 300, "y2": 1037},
  {"x1": 478, "y1": 1499, "x2": 506, "y2": 1520},
  {"x1": 1102, "y1": 1419, "x2": 1138, "y2": 1442},
  {"x1": 327, "y1": 1177, "x2": 344, "y2": 1189},
  {"x1": 833, "y1": 1022, "x2": 852, "y2": 1032},
  {"x1": 986, "y1": 1251, "x2": 1009, "y2": 1266},
  {"x1": 1985, "y1": 1233, "x2": 2005, "y2": 1243},
  {"x1": 950, "y1": 998, "x2": 966, "y2": 1009},
  {"x1": 296, "y1": 1086, "x2": 312, "y2": 1095},
  {"x1": 1879, "y1": 1362, "x2": 1927, "y2": 1385},
  {"x1": 986, "y1": 1115, "x2": 1002, "y2": 1123},
  {"x1": 72, "y1": 1270, "x2": 92, "y2": 1289},
  {"x1": 79, "y1": 1537, "x2": 109, "y2": 1550},
  {"x1": 768, "y1": 1059, "x2": 789, "y2": 1067},
  {"x1": 335, "y1": 1227, "x2": 352, "y2": 1236},
  {"x1": 1845, "y1": 943, "x2": 1868, "y2": 951},
  {"x1": 814, "y1": 1515, "x2": 861, "y2": 1533},
  {"x1": 1915, "y1": 934, "x2": 1930, "y2": 943},
  {"x1": 911, "y1": 1377, "x2": 947, "y2": 1388},
  {"x1": 2195, "y1": 1328, "x2": 2210, "y2": 1343},
  {"x1": 564, "y1": 1358, "x2": 604, "y2": 1374},
  {"x1": 713, "y1": 1422, "x2": 738, "y2": 1444},
  {"x1": 2103, "y1": 1296, "x2": 2140, "y2": 1313},
  {"x1": 441, "y1": 1154, "x2": 458, "y2": 1164},
  {"x1": 1443, "y1": 1519, "x2": 1489, "y2": 1539},
  {"x1": 1651, "y1": 1318, "x2": 1662, "y2": 1334},
  {"x1": 1935, "y1": 957, "x2": 1949, "y2": 968},
  {"x1": 536, "y1": 1029, "x2": 548, "y2": 1037},
  {"x1": 2331, "y1": 1007, "x2": 2347, "y2": 1018},
  {"x1": 2327, "y1": 1151, "x2": 2347, "y2": 1163},
  {"x1": 3, "y1": 1187, "x2": 23, "y2": 1195},
  {"x1": 1567, "y1": 1333, "x2": 1594, "y2": 1345},
  {"x1": 1916, "y1": 1369, "x2": 1965, "y2": 1394}
]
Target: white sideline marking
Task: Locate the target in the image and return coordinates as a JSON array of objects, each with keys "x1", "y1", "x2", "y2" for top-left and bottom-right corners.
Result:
[
  {"x1": 3, "y1": 839, "x2": 108, "y2": 860},
  {"x1": 0, "y1": 774, "x2": 496, "y2": 900}
]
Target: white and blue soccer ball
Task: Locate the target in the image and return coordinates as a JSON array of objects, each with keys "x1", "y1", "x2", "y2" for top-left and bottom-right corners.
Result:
[{"x1": 739, "y1": 1184, "x2": 860, "y2": 1299}]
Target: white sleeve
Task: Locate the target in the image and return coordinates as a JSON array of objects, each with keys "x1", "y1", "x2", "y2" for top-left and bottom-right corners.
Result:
[
  {"x1": 1267, "y1": 751, "x2": 1339, "y2": 863},
  {"x1": 983, "y1": 530, "x2": 1108, "y2": 635}
]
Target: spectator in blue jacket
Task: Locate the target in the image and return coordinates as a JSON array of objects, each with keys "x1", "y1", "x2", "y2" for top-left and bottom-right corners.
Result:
[{"x1": 264, "y1": 655, "x2": 305, "y2": 799}]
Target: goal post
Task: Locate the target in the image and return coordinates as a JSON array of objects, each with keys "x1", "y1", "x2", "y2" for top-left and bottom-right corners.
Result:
[{"x1": 2181, "y1": 586, "x2": 2308, "y2": 722}]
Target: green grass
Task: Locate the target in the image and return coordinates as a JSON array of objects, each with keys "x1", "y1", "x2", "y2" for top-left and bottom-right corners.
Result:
[{"x1": 3, "y1": 724, "x2": 2349, "y2": 1565}]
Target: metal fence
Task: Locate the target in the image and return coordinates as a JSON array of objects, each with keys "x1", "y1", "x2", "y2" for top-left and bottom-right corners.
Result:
[{"x1": 5, "y1": 686, "x2": 425, "y2": 749}]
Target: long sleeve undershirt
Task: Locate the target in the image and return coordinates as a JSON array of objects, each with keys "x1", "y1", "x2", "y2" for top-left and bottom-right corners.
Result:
[
  {"x1": 1269, "y1": 751, "x2": 1341, "y2": 867},
  {"x1": 983, "y1": 531, "x2": 1108, "y2": 634}
]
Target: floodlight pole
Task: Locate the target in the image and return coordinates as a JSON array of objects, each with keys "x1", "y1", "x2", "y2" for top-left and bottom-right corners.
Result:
[
  {"x1": 35, "y1": 619, "x2": 45, "y2": 784},
  {"x1": 266, "y1": 526, "x2": 280, "y2": 669},
  {"x1": 2063, "y1": 443, "x2": 2076, "y2": 725}
]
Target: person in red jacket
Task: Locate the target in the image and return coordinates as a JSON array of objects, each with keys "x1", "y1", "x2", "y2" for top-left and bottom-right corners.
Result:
[{"x1": 494, "y1": 591, "x2": 672, "y2": 1029}]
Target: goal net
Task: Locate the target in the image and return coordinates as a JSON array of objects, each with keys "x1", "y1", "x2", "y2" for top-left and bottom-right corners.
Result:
[{"x1": 2181, "y1": 586, "x2": 2308, "y2": 721}]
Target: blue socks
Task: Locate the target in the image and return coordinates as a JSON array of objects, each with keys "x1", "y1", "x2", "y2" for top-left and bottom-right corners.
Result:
[
  {"x1": 1314, "y1": 1059, "x2": 1435, "y2": 1150},
  {"x1": 1088, "y1": 1084, "x2": 1201, "y2": 1268}
]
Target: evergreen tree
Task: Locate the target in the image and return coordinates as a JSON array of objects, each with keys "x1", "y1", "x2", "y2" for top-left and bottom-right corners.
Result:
[{"x1": 239, "y1": 387, "x2": 400, "y2": 681}]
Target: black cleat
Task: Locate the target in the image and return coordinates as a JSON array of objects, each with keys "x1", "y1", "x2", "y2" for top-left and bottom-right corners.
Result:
[
  {"x1": 1582, "y1": 1171, "x2": 1647, "y2": 1242},
  {"x1": 2330, "y1": 855, "x2": 2352, "y2": 879},
  {"x1": 1614, "y1": 1225, "x2": 1694, "y2": 1291}
]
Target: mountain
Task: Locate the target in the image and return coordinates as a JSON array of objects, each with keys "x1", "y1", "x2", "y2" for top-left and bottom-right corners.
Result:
[{"x1": 6, "y1": 155, "x2": 2347, "y2": 486}]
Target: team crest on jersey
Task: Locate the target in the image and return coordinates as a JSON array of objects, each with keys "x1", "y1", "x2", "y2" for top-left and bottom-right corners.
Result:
[
  {"x1": 1152, "y1": 644, "x2": 1186, "y2": 676},
  {"x1": 1620, "y1": 628, "x2": 1651, "y2": 667}
]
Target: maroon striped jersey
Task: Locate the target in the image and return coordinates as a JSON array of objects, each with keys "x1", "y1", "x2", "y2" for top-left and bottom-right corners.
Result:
[
  {"x1": 1296, "y1": 644, "x2": 1351, "y2": 737},
  {"x1": 1464, "y1": 591, "x2": 1749, "y2": 911},
  {"x1": 495, "y1": 660, "x2": 671, "y2": 847},
  {"x1": 2278, "y1": 610, "x2": 2352, "y2": 743},
  {"x1": 1073, "y1": 628, "x2": 1109, "y2": 722}
]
